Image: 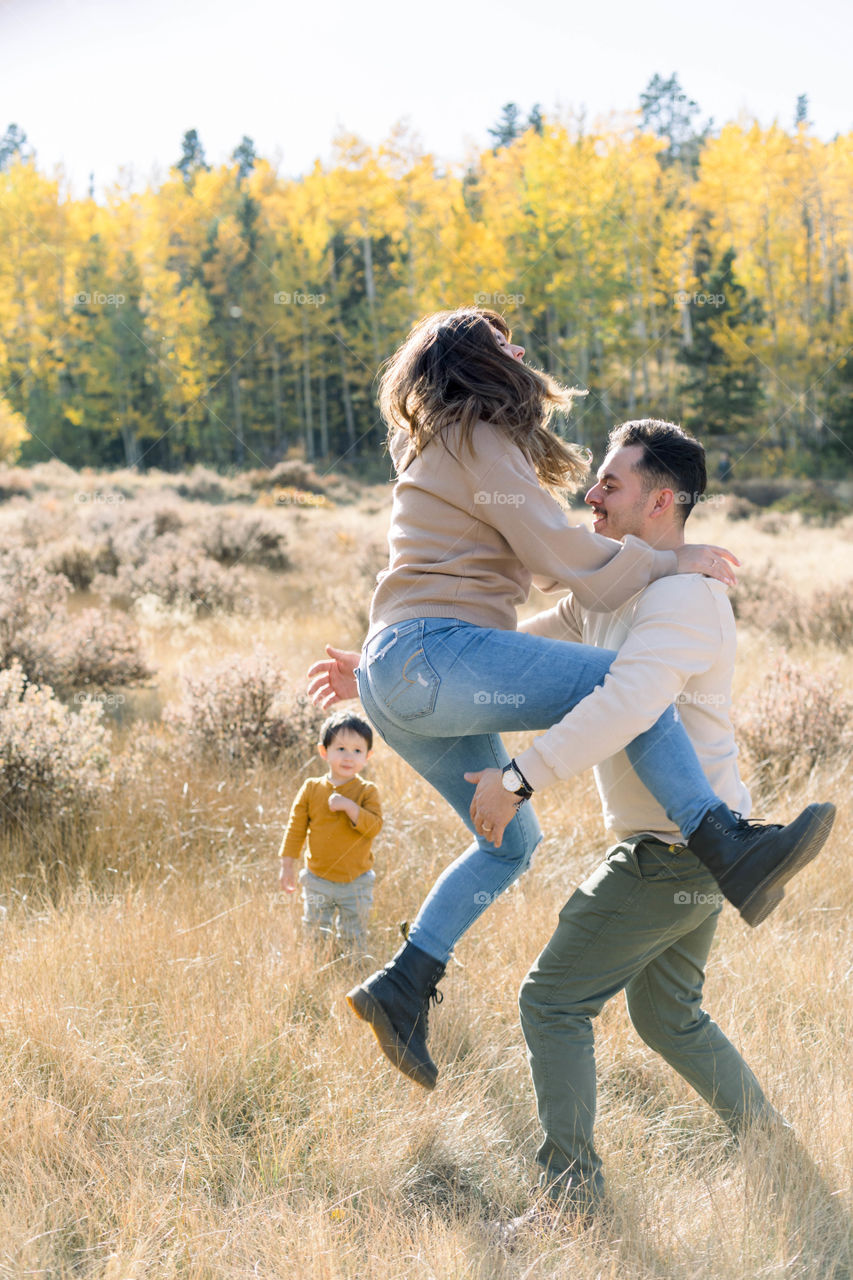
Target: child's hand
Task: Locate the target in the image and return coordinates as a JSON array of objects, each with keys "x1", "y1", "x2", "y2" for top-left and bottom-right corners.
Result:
[
  {"x1": 279, "y1": 860, "x2": 297, "y2": 893},
  {"x1": 329, "y1": 793, "x2": 358, "y2": 822}
]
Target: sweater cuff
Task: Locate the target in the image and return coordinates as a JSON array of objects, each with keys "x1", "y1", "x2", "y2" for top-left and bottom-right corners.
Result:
[
  {"x1": 646, "y1": 545, "x2": 678, "y2": 581},
  {"x1": 514, "y1": 742, "x2": 562, "y2": 792}
]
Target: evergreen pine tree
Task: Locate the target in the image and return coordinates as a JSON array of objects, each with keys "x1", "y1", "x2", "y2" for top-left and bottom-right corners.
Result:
[
  {"x1": 679, "y1": 244, "x2": 764, "y2": 436},
  {"x1": 231, "y1": 136, "x2": 257, "y2": 182},
  {"x1": 488, "y1": 103, "x2": 522, "y2": 151},
  {"x1": 639, "y1": 74, "x2": 711, "y2": 169},
  {"x1": 0, "y1": 123, "x2": 30, "y2": 170},
  {"x1": 176, "y1": 129, "x2": 209, "y2": 187}
]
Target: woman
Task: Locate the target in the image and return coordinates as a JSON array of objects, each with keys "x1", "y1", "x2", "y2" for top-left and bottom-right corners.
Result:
[{"x1": 309, "y1": 308, "x2": 833, "y2": 1091}]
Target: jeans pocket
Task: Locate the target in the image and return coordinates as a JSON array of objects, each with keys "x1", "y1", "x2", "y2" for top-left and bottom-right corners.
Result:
[{"x1": 363, "y1": 622, "x2": 441, "y2": 721}]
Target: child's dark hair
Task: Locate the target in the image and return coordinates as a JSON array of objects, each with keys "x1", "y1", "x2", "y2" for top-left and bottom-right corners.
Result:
[{"x1": 320, "y1": 711, "x2": 374, "y2": 751}]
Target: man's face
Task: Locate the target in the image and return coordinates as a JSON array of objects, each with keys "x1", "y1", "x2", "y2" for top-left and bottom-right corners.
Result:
[{"x1": 584, "y1": 444, "x2": 659, "y2": 542}]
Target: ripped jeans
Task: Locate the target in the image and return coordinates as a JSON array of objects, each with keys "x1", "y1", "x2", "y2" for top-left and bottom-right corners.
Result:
[{"x1": 356, "y1": 618, "x2": 719, "y2": 964}]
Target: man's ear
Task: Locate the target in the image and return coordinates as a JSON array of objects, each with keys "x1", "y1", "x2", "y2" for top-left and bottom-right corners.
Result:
[
  {"x1": 650, "y1": 487, "x2": 676, "y2": 518},
  {"x1": 317, "y1": 743, "x2": 328, "y2": 761}
]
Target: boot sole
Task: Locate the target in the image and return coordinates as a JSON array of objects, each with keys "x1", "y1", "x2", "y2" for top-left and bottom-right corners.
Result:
[
  {"x1": 346, "y1": 986, "x2": 438, "y2": 1091},
  {"x1": 738, "y1": 803, "x2": 836, "y2": 927}
]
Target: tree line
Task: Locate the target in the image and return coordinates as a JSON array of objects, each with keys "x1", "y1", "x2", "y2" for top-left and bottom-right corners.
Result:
[{"x1": 0, "y1": 80, "x2": 851, "y2": 475}]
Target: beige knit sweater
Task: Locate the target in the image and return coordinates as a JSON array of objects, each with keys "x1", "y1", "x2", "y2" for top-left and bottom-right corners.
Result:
[
  {"x1": 516, "y1": 576, "x2": 751, "y2": 839},
  {"x1": 366, "y1": 422, "x2": 678, "y2": 641}
]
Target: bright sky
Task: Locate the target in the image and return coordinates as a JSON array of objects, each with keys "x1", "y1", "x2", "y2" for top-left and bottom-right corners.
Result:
[{"x1": 1, "y1": 0, "x2": 850, "y2": 196}]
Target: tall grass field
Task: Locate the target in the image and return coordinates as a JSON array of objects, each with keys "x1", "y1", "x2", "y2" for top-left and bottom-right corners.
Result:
[{"x1": 0, "y1": 461, "x2": 850, "y2": 1278}]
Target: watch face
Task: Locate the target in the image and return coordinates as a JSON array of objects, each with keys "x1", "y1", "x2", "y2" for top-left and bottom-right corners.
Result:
[{"x1": 502, "y1": 768, "x2": 522, "y2": 791}]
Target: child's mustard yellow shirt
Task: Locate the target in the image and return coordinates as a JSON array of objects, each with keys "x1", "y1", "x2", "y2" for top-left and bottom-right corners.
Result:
[{"x1": 279, "y1": 774, "x2": 382, "y2": 883}]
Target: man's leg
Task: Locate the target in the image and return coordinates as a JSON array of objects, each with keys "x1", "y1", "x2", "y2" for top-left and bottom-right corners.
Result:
[
  {"x1": 624, "y1": 899, "x2": 777, "y2": 1131},
  {"x1": 519, "y1": 838, "x2": 720, "y2": 1207}
]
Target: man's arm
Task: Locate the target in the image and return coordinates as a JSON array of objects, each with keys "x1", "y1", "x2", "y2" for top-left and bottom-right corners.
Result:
[
  {"x1": 515, "y1": 578, "x2": 724, "y2": 791},
  {"x1": 518, "y1": 594, "x2": 584, "y2": 643}
]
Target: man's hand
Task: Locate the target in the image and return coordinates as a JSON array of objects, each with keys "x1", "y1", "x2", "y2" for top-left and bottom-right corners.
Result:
[
  {"x1": 464, "y1": 768, "x2": 523, "y2": 848},
  {"x1": 328, "y1": 793, "x2": 359, "y2": 822},
  {"x1": 279, "y1": 859, "x2": 297, "y2": 893},
  {"x1": 307, "y1": 645, "x2": 360, "y2": 707}
]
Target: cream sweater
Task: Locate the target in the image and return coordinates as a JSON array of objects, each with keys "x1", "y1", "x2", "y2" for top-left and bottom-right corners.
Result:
[
  {"x1": 367, "y1": 423, "x2": 678, "y2": 640},
  {"x1": 516, "y1": 576, "x2": 751, "y2": 841}
]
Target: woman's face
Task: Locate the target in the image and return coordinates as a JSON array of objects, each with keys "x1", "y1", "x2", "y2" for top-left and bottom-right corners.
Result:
[{"x1": 489, "y1": 325, "x2": 525, "y2": 362}]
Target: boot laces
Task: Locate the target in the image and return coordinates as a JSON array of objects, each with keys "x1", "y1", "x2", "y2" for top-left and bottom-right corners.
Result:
[
  {"x1": 731, "y1": 812, "x2": 782, "y2": 841},
  {"x1": 419, "y1": 982, "x2": 443, "y2": 1035}
]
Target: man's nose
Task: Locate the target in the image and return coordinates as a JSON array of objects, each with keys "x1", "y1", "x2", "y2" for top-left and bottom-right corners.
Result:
[{"x1": 584, "y1": 484, "x2": 600, "y2": 505}]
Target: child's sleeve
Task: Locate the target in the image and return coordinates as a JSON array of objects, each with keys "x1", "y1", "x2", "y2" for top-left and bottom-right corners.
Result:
[
  {"x1": 279, "y1": 782, "x2": 310, "y2": 859},
  {"x1": 350, "y1": 782, "x2": 383, "y2": 839}
]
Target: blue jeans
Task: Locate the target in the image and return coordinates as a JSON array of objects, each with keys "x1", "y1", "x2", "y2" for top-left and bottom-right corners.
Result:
[{"x1": 356, "y1": 618, "x2": 719, "y2": 964}]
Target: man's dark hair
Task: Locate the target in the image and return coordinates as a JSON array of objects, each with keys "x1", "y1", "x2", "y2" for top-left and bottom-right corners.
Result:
[
  {"x1": 608, "y1": 419, "x2": 706, "y2": 523},
  {"x1": 320, "y1": 711, "x2": 373, "y2": 751}
]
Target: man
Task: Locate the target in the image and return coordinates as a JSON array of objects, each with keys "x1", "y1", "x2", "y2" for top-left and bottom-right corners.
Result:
[{"x1": 497, "y1": 420, "x2": 786, "y2": 1225}]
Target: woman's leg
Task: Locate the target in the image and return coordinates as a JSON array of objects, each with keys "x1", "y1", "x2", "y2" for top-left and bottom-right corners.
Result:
[
  {"x1": 358, "y1": 667, "x2": 541, "y2": 961},
  {"x1": 361, "y1": 619, "x2": 718, "y2": 837}
]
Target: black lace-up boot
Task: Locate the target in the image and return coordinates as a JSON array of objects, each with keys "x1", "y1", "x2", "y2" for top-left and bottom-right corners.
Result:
[
  {"x1": 346, "y1": 936, "x2": 446, "y2": 1090},
  {"x1": 687, "y1": 802, "x2": 836, "y2": 926}
]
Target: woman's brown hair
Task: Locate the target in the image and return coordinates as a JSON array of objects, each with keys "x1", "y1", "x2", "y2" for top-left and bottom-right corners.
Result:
[{"x1": 378, "y1": 307, "x2": 589, "y2": 491}]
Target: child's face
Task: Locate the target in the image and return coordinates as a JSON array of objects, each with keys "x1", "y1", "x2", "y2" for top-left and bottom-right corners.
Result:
[{"x1": 318, "y1": 729, "x2": 371, "y2": 783}]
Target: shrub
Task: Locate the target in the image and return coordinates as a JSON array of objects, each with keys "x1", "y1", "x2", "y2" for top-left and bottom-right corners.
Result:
[
  {"x1": 82, "y1": 501, "x2": 186, "y2": 574},
  {"x1": 195, "y1": 511, "x2": 290, "y2": 570},
  {"x1": 769, "y1": 486, "x2": 851, "y2": 524},
  {"x1": 0, "y1": 549, "x2": 70, "y2": 684},
  {"x1": 170, "y1": 465, "x2": 249, "y2": 504},
  {"x1": 251, "y1": 459, "x2": 327, "y2": 494},
  {"x1": 734, "y1": 655, "x2": 851, "y2": 786},
  {"x1": 55, "y1": 609, "x2": 153, "y2": 692},
  {"x1": 731, "y1": 566, "x2": 853, "y2": 650},
  {"x1": 0, "y1": 467, "x2": 32, "y2": 501},
  {"x1": 0, "y1": 547, "x2": 153, "y2": 695},
  {"x1": 165, "y1": 649, "x2": 325, "y2": 765},
  {"x1": 42, "y1": 537, "x2": 119, "y2": 590},
  {"x1": 0, "y1": 663, "x2": 111, "y2": 826},
  {"x1": 729, "y1": 479, "x2": 798, "y2": 508},
  {"x1": 94, "y1": 537, "x2": 252, "y2": 615}
]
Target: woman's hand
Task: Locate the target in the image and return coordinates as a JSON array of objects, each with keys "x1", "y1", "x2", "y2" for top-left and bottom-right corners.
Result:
[
  {"x1": 307, "y1": 645, "x2": 360, "y2": 707},
  {"x1": 464, "y1": 768, "x2": 522, "y2": 848},
  {"x1": 674, "y1": 544, "x2": 740, "y2": 587}
]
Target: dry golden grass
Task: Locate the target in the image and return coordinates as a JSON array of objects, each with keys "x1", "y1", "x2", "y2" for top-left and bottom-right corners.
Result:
[{"x1": 0, "y1": 482, "x2": 850, "y2": 1277}]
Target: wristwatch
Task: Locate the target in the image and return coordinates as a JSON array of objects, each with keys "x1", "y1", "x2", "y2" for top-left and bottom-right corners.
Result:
[{"x1": 501, "y1": 759, "x2": 534, "y2": 802}]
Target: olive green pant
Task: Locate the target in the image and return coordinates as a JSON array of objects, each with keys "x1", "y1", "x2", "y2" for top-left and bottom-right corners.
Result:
[{"x1": 519, "y1": 836, "x2": 776, "y2": 1206}]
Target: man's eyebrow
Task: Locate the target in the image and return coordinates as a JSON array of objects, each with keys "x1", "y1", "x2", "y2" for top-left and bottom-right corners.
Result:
[{"x1": 597, "y1": 469, "x2": 619, "y2": 483}]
